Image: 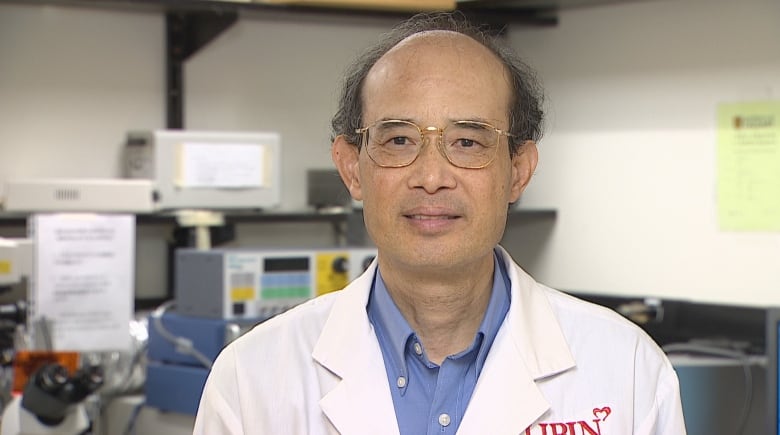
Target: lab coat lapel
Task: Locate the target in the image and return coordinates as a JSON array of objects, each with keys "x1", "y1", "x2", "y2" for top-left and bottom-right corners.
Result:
[
  {"x1": 312, "y1": 264, "x2": 400, "y2": 435},
  {"x1": 457, "y1": 247, "x2": 576, "y2": 435},
  {"x1": 457, "y1": 325, "x2": 549, "y2": 435}
]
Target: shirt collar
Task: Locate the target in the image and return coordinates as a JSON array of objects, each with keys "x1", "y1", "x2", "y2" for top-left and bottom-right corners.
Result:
[
  {"x1": 366, "y1": 248, "x2": 511, "y2": 378},
  {"x1": 367, "y1": 267, "x2": 414, "y2": 379},
  {"x1": 475, "y1": 251, "x2": 511, "y2": 375}
]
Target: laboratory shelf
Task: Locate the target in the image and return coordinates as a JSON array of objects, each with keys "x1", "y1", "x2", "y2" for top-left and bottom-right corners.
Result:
[
  {"x1": 0, "y1": 0, "x2": 560, "y2": 25},
  {"x1": 0, "y1": 0, "x2": 558, "y2": 129},
  {"x1": 0, "y1": 208, "x2": 555, "y2": 227},
  {"x1": 0, "y1": 209, "x2": 351, "y2": 226}
]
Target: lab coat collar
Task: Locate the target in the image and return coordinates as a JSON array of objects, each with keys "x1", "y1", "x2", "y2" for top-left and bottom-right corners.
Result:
[
  {"x1": 498, "y1": 245, "x2": 575, "y2": 379},
  {"x1": 458, "y1": 246, "x2": 576, "y2": 434},
  {"x1": 312, "y1": 260, "x2": 400, "y2": 435},
  {"x1": 312, "y1": 247, "x2": 576, "y2": 435}
]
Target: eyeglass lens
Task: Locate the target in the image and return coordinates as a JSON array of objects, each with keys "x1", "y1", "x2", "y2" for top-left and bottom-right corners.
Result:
[{"x1": 365, "y1": 120, "x2": 499, "y2": 168}]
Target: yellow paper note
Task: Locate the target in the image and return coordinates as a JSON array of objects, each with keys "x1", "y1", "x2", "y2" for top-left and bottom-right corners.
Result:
[{"x1": 717, "y1": 101, "x2": 780, "y2": 231}]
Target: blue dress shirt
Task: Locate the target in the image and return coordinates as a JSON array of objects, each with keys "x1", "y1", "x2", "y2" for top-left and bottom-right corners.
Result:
[{"x1": 366, "y1": 249, "x2": 511, "y2": 435}]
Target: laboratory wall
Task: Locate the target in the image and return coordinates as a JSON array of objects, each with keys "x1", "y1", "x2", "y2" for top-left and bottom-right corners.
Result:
[
  {"x1": 1, "y1": 0, "x2": 779, "y2": 306},
  {"x1": 504, "y1": 0, "x2": 780, "y2": 306}
]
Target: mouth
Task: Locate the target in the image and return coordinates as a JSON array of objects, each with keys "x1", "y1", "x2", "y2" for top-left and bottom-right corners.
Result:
[
  {"x1": 405, "y1": 214, "x2": 459, "y2": 220},
  {"x1": 402, "y1": 206, "x2": 463, "y2": 223},
  {"x1": 401, "y1": 207, "x2": 463, "y2": 234}
]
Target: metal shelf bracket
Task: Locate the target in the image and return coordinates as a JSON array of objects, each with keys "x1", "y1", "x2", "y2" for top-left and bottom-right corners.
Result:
[{"x1": 166, "y1": 9, "x2": 238, "y2": 128}]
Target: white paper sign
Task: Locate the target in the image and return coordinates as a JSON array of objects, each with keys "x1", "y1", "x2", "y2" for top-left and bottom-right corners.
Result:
[
  {"x1": 177, "y1": 142, "x2": 266, "y2": 188},
  {"x1": 30, "y1": 214, "x2": 134, "y2": 351}
]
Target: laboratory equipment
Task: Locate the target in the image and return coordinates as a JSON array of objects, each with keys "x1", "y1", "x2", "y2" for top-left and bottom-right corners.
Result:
[
  {"x1": 307, "y1": 169, "x2": 351, "y2": 211},
  {"x1": 145, "y1": 307, "x2": 260, "y2": 415},
  {"x1": 0, "y1": 238, "x2": 32, "y2": 289},
  {"x1": 125, "y1": 130, "x2": 281, "y2": 211},
  {"x1": 175, "y1": 247, "x2": 377, "y2": 319},
  {"x1": 767, "y1": 308, "x2": 780, "y2": 435},
  {"x1": 1, "y1": 179, "x2": 154, "y2": 213},
  {"x1": 570, "y1": 290, "x2": 771, "y2": 434},
  {"x1": 142, "y1": 247, "x2": 376, "y2": 415},
  {"x1": 0, "y1": 363, "x2": 103, "y2": 435}
]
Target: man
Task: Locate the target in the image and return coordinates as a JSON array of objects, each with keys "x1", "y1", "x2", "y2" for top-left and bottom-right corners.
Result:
[{"x1": 194, "y1": 12, "x2": 686, "y2": 435}]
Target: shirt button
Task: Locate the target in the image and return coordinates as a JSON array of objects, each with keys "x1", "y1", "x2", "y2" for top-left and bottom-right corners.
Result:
[
  {"x1": 413, "y1": 342, "x2": 423, "y2": 355},
  {"x1": 438, "y1": 413, "x2": 451, "y2": 427},
  {"x1": 396, "y1": 376, "x2": 406, "y2": 388}
]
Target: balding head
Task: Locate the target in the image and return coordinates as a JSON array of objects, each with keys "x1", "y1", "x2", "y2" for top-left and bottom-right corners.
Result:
[
  {"x1": 331, "y1": 12, "x2": 544, "y2": 155},
  {"x1": 362, "y1": 31, "x2": 512, "y2": 130}
]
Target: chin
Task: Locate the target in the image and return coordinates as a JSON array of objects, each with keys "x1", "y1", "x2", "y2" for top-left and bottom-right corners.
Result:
[{"x1": 411, "y1": 242, "x2": 490, "y2": 268}]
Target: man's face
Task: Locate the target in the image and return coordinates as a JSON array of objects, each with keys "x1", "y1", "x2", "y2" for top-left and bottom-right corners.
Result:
[{"x1": 334, "y1": 31, "x2": 537, "y2": 274}]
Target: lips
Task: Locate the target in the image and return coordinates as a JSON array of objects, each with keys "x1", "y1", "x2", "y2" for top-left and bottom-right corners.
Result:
[
  {"x1": 406, "y1": 214, "x2": 458, "y2": 220},
  {"x1": 402, "y1": 207, "x2": 462, "y2": 221}
]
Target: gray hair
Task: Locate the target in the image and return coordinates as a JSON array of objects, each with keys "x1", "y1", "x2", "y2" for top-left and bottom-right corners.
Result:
[{"x1": 330, "y1": 11, "x2": 545, "y2": 155}]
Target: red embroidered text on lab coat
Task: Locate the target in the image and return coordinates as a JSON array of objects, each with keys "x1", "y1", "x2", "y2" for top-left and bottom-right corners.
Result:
[{"x1": 524, "y1": 407, "x2": 611, "y2": 435}]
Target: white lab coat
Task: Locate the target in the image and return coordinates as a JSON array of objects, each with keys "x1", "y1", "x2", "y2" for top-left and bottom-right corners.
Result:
[{"x1": 193, "y1": 247, "x2": 686, "y2": 435}]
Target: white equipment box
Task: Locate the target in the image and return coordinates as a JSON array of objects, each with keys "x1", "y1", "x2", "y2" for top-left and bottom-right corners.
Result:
[
  {"x1": 125, "y1": 130, "x2": 281, "y2": 211},
  {"x1": 2, "y1": 179, "x2": 155, "y2": 213},
  {"x1": 0, "y1": 238, "x2": 32, "y2": 287},
  {"x1": 175, "y1": 247, "x2": 377, "y2": 319}
]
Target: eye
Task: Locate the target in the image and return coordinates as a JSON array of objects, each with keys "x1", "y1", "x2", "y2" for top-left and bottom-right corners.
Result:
[
  {"x1": 390, "y1": 136, "x2": 410, "y2": 146},
  {"x1": 455, "y1": 138, "x2": 476, "y2": 148},
  {"x1": 447, "y1": 122, "x2": 495, "y2": 151},
  {"x1": 371, "y1": 122, "x2": 419, "y2": 148},
  {"x1": 449, "y1": 136, "x2": 488, "y2": 150}
]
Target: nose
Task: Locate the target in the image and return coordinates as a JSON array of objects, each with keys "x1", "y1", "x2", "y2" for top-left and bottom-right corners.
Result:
[{"x1": 407, "y1": 132, "x2": 457, "y2": 193}]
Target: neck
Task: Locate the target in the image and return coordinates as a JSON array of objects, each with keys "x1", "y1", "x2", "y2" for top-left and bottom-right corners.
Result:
[{"x1": 378, "y1": 254, "x2": 495, "y2": 365}]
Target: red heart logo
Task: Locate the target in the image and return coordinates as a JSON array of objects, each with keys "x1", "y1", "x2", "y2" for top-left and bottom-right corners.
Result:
[{"x1": 593, "y1": 407, "x2": 611, "y2": 421}]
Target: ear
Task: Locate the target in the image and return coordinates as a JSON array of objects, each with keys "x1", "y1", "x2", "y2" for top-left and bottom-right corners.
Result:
[
  {"x1": 332, "y1": 135, "x2": 363, "y2": 201},
  {"x1": 509, "y1": 140, "x2": 538, "y2": 203}
]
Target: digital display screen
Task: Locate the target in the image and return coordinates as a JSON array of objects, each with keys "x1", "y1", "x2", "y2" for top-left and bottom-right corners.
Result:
[{"x1": 264, "y1": 257, "x2": 309, "y2": 272}]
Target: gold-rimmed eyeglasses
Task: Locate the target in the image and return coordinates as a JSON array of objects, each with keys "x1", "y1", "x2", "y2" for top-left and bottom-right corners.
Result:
[{"x1": 354, "y1": 119, "x2": 514, "y2": 169}]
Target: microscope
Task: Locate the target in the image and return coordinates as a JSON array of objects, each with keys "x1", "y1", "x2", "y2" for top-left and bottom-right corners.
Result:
[{"x1": 0, "y1": 363, "x2": 103, "y2": 435}]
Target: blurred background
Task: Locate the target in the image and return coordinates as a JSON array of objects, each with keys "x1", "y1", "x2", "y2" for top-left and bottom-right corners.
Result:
[{"x1": 0, "y1": 0, "x2": 778, "y2": 433}]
